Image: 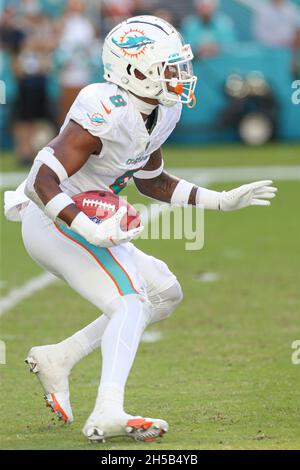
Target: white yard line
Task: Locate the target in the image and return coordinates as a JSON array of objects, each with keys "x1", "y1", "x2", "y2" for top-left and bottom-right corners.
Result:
[
  {"x1": 1, "y1": 164, "x2": 299, "y2": 316},
  {"x1": 168, "y1": 166, "x2": 300, "y2": 185},
  {"x1": 1, "y1": 166, "x2": 299, "y2": 189},
  {"x1": 196, "y1": 272, "x2": 221, "y2": 283},
  {"x1": 141, "y1": 331, "x2": 163, "y2": 343},
  {"x1": 0, "y1": 272, "x2": 57, "y2": 317},
  {"x1": 0, "y1": 172, "x2": 27, "y2": 189}
]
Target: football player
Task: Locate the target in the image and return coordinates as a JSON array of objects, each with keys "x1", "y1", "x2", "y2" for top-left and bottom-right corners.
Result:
[{"x1": 5, "y1": 15, "x2": 277, "y2": 443}]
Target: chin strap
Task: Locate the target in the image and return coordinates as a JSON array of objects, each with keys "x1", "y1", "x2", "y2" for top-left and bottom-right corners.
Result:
[
  {"x1": 187, "y1": 91, "x2": 197, "y2": 109},
  {"x1": 128, "y1": 92, "x2": 158, "y2": 116}
]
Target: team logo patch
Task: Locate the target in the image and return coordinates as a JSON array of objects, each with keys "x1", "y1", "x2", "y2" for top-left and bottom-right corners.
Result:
[
  {"x1": 87, "y1": 113, "x2": 106, "y2": 126},
  {"x1": 112, "y1": 28, "x2": 155, "y2": 58}
]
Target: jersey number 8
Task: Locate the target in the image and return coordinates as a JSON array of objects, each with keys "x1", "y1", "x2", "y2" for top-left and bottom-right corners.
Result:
[{"x1": 110, "y1": 95, "x2": 127, "y2": 108}]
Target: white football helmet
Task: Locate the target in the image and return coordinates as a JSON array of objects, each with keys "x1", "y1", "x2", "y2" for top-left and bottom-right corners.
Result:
[{"x1": 102, "y1": 15, "x2": 197, "y2": 107}]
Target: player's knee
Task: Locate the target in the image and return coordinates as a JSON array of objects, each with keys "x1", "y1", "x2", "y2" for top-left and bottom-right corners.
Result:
[
  {"x1": 167, "y1": 281, "x2": 183, "y2": 309},
  {"x1": 149, "y1": 280, "x2": 183, "y2": 323},
  {"x1": 105, "y1": 293, "x2": 152, "y2": 326}
]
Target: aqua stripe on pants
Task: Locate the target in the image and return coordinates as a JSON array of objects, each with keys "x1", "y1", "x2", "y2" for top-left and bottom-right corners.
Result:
[{"x1": 57, "y1": 224, "x2": 137, "y2": 296}]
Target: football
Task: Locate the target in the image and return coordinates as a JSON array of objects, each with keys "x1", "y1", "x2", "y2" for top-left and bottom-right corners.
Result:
[{"x1": 72, "y1": 190, "x2": 141, "y2": 231}]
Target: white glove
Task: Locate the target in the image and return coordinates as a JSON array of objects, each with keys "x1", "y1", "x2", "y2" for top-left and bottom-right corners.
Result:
[
  {"x1": 70, "y1": 206, "x2": 144, "y2": 247},
  {"x1": 220, "y1": 180, "x2": 278, "y2": 211},
  {"x1": 196, "y1": 180, "x2": 278, "y2": 211}
]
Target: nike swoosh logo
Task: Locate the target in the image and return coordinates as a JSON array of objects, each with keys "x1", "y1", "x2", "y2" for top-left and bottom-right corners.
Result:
[{"x1": 100, "y1": 100, "x2": 111, "y2": 115}]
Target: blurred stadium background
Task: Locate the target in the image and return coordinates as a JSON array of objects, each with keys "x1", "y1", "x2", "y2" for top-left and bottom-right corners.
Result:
[
  {"x1": 1, "y1": 0, "x2": 300, "y2": 160},
  {"x1": 1, "y1": 0, "x2": 300, "y2": 450}
]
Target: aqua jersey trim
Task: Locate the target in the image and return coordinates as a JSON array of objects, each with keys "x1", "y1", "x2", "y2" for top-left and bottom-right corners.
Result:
[{"x1": 56, "y1": 223, "x2": 137, "y2": 296}]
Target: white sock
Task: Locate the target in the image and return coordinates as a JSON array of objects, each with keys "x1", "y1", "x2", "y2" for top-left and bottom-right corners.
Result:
[
  {"x1": 59, "y1": 283, "x2": 181, "y2": 370},
  {"x1": 94, "y1": 294, "x2": 152, "y2": 415},
  {"x1": 59, "y1": 314, "x2": 109, "y2": 369},
  {"x1": 57, "y1": 286, "x2": 166, "y2": 374},
  {"x1": 71, "y1": 315, "x2": 109, "y2": 355}
]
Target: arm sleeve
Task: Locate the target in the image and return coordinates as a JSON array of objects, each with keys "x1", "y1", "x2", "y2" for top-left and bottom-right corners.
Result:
[{"x1": 134, "y1": 160, "x2": 164, "y2": 180}]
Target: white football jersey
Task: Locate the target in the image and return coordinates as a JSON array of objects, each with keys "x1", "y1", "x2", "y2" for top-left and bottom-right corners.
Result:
[
  {"x1": 60, "y1": 82, "x2": 182, "y2": 196},
  {"x1": 4, "y1": 81, "x2": 181, "y2": 222}
]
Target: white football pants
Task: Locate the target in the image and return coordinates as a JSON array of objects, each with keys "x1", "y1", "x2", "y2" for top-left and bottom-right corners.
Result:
[
  {"x1": 22, "y1": 202, "x2": 183, "y2": 415},
  {"x1": 21, "y1": 202, "x2": 183, "y2": 323}
]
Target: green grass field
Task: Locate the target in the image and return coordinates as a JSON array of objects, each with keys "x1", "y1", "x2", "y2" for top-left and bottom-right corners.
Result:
[{"x1": 1, "y1": 143, "x2": 300, "y2": 450}]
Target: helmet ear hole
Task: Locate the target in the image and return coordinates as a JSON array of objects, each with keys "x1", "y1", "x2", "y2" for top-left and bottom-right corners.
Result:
[{"x1": 134, "y1": 69, "x2": 146, "y2": 81}]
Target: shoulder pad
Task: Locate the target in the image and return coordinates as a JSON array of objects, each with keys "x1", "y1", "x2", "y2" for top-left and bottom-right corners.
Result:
[{"x1": 67, "y1": 83, "x2": 128, "y2": 141}]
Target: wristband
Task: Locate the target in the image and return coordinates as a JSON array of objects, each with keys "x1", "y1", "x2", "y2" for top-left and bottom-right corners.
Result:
[
  {"x1": 170, "y1": 179, "x2": 194, "y2": 206},
  {"x1": 44, "y1": 193, "x2": 74, "y2": 220},
  {"x1": 196, "y1": 187, "x2": 221, "y2": 210}
]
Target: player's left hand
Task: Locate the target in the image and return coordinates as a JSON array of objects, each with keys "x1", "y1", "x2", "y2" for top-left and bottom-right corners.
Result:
[{"x1": 220, "y1": 180, "x2": 278, "y2": 211}]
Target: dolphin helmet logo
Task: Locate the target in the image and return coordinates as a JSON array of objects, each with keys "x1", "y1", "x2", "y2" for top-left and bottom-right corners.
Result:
[
  {"x1": 112, "y1": 36, "x2": 154, "y2": 50},
  {"x1": 112, "y1": 28, "x2": 155, "y2": 58}
]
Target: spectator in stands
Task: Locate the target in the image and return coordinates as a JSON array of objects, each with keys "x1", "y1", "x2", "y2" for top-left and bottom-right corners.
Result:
[
  {"x1": 40, "y1": 0, "x2": 67, "y2": 18},
  {"x1": 54, "y1": 0, "x2": 97, "y2": 125},
  {"x1": 151, "y1": 7, "x2": 179, "y2": 29},
  {"x1": 0, "y1": 6, "x2": 23, "y2": 150},
  {"x1": 101, "y1": 0, "x2": 149, "y2": 36},
  {"x1": 252, "y1": 0, "x2": 300, "y2": 48},
  {"x1": 11, "y1": 0, "x2": 57, "y2": 165},
  {"x1": 0, "y1": 6, "x2": 25, "y2": 54},
  {"x1": 292, "y1": 29, "x2": 300, "y2": 78},
  {"x1": 181, "y1": 0, "x2": 237, "y2": 59}
]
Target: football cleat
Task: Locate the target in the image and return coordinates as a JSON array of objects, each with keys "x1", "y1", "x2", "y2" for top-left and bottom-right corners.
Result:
[
  {"x1": 25, "y1": 345, "x2": 73, "y2": 423},
  {"x1": 83, "y1": 412, "x2": 168, "y2": 443},
  {"x1": 125, "y1": 417, "x2": 168, "y2": 442}
]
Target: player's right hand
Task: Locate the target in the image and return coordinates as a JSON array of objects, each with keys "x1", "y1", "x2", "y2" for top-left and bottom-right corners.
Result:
[
  {"x1": 94, "y1": 206, "x2": 144, "y2": 247},
  {"x1": 71, "y1": 206, "x2": 144, "y2": 248}
]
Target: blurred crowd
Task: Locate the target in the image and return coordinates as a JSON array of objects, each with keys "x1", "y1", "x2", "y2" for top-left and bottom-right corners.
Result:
[{"x1": 1, "y1": 0, "x2": 300, "y2": 163}]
